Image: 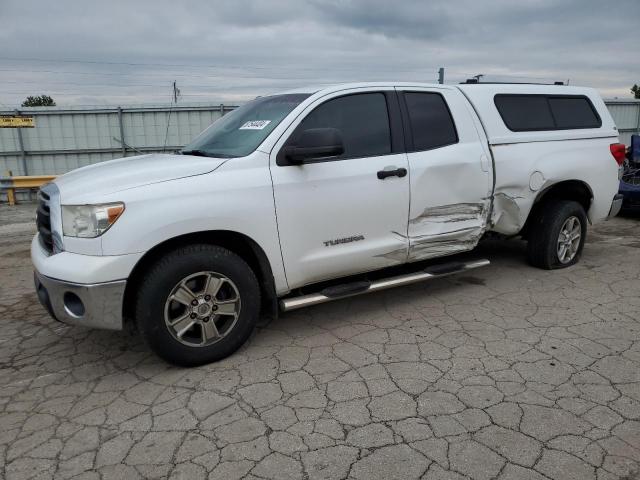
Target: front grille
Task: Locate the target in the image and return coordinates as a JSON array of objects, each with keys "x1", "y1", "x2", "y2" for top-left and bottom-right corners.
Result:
[{"x1": 36, "y1": 189, "x2": 54, "y2": 254}]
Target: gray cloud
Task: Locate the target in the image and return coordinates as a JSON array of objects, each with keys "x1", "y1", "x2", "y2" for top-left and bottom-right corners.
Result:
[
  {"x1": 0, "y1": 0, "x2": 637, "y2": 106},
  {"x1": 310, "y1": 0, "x2": 452, "y2": 40}
]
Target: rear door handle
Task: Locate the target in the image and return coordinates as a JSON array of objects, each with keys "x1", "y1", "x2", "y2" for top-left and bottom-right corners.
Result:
[{"x1": 377, "y1": 167, "x2": 407, "y2": 180}]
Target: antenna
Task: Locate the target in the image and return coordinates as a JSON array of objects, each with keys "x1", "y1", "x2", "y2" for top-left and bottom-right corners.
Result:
[{"x1": 163, "y1": 80, "x2": 180, "y2": 152}]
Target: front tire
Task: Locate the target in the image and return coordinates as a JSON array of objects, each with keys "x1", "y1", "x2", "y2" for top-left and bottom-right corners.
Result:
[
  {"x1": 135, "y1": 244, "x2": 260, "y2": 366},
  {"x1": 526, "y1": 200, "x2": 587, "y2": 270}
]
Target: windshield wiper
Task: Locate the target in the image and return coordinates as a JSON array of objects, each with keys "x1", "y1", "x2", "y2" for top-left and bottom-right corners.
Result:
[
  {"x1": 181, "y1": 149, "x2": 238, "y2": 159},
  {"x1": 181, "y1": 149, "x2": 211, "y2": 157}
]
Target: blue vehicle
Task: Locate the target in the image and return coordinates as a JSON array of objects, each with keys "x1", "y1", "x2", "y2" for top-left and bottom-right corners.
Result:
[{"x1": 619, "y1": 135, "x2": 640, "y2": 210}]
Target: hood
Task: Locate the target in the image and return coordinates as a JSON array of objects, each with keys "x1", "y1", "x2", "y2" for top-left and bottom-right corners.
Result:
[{"x1": 54, "y1": 153, "x2": 227, "y2": 203}]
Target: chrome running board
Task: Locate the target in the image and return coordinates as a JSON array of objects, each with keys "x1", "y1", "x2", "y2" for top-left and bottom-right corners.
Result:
[{"x1": 280, "y1": 258, "x2": 490, "y2": 312}]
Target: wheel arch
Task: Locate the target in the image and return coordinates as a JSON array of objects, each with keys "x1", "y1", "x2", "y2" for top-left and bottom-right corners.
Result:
[
  {"x1": 535, "y1": 179, "x2": 593, "y2": 210},
  {"x1": 122, "y1": 230, "x2": 278, "y2": 327},
  {"x1": 520, "y1": 179, "x2": 593, "y2": 237}
]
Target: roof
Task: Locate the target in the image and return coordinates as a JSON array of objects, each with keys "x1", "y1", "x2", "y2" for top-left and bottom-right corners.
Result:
[
  {"x1": 280, "y1": 81, "x2": 607, "y2": 99},
  {"x1": 278, "y1": 82, "x2": 450, "y2": 96}
]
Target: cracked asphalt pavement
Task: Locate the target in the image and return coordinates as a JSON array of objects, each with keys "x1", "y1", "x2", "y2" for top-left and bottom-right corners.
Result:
[{"x1": 1, "y1": 203, "x2": 640, "y2": 480}]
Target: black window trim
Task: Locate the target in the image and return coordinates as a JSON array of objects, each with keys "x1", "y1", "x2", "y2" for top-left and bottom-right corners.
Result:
[
  {"x1": 494, "y1": 93, "x2": 602, "y2": 132},
  {"x1": 276, "y1": 90, "x2": 405, "y2": 166},
  {"x1": 397, "y1": 90, "x2": 460, "y2": 153}
]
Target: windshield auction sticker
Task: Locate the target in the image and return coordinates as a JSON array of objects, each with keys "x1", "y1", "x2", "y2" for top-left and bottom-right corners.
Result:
[{"x1": 239, "y1": 120, "x2": 271, "y2": 130}]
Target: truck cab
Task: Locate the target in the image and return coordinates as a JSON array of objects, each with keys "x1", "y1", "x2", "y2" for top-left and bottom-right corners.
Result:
[{"x1": 32, "y1": 82, "x2": 622, "y2": 366}]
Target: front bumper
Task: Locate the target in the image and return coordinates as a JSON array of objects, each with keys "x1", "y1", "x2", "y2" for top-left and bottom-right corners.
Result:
[
  {"x1": 34, "y1": 270, "x2": 126, "y2": 330},
  {"x1": 30, "y1": 233, "x2": 145, "y2": 330}
]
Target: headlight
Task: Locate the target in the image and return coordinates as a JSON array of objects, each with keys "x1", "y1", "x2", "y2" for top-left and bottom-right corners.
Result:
[{"x1": 61, "y1": 203, "x2": 125, "y2": 238}]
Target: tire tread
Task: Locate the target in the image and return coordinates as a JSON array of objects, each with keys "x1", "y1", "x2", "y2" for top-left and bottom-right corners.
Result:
[
  {"x1": 526, "y1": 200, "x2": 587, "y2": 270},
  {"x1": 134, "y1": 243, "x2": 260, "y2": 366}
]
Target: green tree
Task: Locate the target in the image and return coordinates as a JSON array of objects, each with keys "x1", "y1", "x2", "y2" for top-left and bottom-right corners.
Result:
[
  {"x1": 21, "y1": 95, "x2": 56, "y2": 107},
  {"x1": 632, "y1": 84, "x2": 640, "y2": 99}
]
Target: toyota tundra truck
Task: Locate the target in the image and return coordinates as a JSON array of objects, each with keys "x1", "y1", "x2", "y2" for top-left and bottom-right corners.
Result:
[{"x1": 32, "y1": 82, "x2": 624, "y2": 366}]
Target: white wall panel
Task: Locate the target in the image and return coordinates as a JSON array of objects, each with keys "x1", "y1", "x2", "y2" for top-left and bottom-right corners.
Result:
[
  {"x1": 0, "y1": 103, "x2": 234, "y2": 176},
  {"x1": 1, "y1": 99, "x2": 638, "y2": 179}
]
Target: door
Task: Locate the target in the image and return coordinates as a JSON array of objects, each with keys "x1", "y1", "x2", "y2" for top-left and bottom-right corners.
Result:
[
  {"x1": 397, "y1": 88, "x2": 493, "y2": 261},
  {"x1": 270, "y1": 89, "x2": 410, "y2": 289}
]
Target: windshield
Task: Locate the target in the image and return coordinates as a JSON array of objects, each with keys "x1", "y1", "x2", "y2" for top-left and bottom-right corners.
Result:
[{"x1": 182, "y1": 93, "x2": 311, "y2": 158}]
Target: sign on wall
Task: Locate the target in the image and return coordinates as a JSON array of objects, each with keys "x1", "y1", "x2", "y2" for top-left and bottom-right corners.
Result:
[{"x1": 0, "y1": 116, "x2": 35, "y2": 128}]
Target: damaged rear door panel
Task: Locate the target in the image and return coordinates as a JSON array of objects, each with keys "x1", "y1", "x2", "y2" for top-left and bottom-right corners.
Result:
[{"x1": 396, "y1": 87, "x2": 493, "y2": 262}]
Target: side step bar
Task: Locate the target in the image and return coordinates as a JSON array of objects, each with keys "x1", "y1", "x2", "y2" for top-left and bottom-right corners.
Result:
[{"x1": 280, "y1": 258, "x2": 490, "y2": 312}]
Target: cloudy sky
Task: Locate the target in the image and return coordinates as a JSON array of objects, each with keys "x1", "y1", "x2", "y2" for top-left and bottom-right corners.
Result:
[{"x1": 0, "y1": 0, "x2": 637, "y2": 107}]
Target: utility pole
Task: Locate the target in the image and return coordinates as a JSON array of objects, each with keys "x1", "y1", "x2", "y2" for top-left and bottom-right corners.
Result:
[
  {"x1": 438, "y1": 67, "x2": 445, "y2": 84},
  {"x1": 172, "y1": 81, "x2": 180, "y2": 104},
  {"x1": 164, "y1": 81, "x2": 180, "y2": 152}
]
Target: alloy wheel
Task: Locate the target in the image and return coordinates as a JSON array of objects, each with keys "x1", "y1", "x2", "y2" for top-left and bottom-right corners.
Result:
[{"x1": 164, "y1": 271, "x2": 241, "y2": 347}]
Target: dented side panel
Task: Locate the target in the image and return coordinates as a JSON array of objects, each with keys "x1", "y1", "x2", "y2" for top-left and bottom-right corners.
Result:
[
  {"x1": 400, "y1": 87, "x2": 493, "y2": 262},
  {"x1": 491, "y1": 191, "x2": 524, "y2": 234},
  {"x1": 406, "y1": 200, "x2": 491, "y2": 261},
  {"x1": 410, "y1": 202, "x2": 485, "y2": 224},
  {"x1": 489, "y1": 136, "x2": 619, "y2": 235}
]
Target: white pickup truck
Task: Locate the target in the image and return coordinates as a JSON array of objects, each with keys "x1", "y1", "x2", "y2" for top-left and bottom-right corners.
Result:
[{"x1": 32, "y1": 82, "x2": 624, "y2": 366}]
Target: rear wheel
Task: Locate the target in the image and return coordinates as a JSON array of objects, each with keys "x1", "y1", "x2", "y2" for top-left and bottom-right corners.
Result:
[
  {"x1": 135, "y1": 244, "x2": 260, "y2": 366},
  {"x1": 526, "y1": 200, "x2": 587, "y2": 269}
]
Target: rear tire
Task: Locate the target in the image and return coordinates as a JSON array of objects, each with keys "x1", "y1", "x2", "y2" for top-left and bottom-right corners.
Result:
[
  {"x1": 526, "y1": 200, "x2": 587, "y2": 270},
  {"x1": 135, "y1": 244, "x2": 260, "y2": 367}
]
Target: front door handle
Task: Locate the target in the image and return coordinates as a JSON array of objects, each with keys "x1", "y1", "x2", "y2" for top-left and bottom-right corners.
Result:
[{"x1": 377, "y1": 167, "x2": 407, "y2": 180}]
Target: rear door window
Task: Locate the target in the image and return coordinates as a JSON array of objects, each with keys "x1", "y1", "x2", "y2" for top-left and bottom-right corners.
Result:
[
  {"x1": 403, "y1": 92, "x2": 458, "y2": 151},
  {"x1": 494, "y1": 94, "x2": 601, "y2": 131}
]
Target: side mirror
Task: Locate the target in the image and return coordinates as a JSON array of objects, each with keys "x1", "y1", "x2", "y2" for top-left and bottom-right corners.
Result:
[{"x1": 283, "y1": 128, "x2": 344, "y2": 164}]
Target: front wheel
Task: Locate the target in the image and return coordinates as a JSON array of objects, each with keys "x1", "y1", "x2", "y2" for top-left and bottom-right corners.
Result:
[
  {"x1": 526, "y1": 200, "x2": 587, "y2": 269},
  {"x1": 135, "y1": 244, "x2": 260, "y2": 366}
]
